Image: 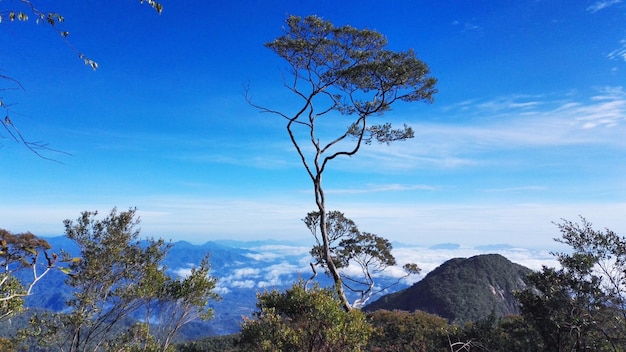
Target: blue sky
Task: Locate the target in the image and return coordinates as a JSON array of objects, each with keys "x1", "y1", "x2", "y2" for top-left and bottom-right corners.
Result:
[{"x1": 1, "y1": 0, "x2": 625, "y2": 248}]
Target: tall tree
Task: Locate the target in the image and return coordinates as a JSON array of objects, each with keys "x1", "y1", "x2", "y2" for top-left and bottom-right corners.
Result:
[{"x1": 249, "y1": 15, "x2": 436, "y2": 310}]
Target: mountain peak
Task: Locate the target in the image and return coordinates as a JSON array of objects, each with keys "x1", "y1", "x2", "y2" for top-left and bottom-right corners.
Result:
[{"x1": 364, "y1": 254, "x2": 531, "y2": 323}]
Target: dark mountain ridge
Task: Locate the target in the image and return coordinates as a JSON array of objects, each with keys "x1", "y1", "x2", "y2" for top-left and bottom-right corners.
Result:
[{"x1": 364, "y1": 253, "x2": 532, "y2": 323}]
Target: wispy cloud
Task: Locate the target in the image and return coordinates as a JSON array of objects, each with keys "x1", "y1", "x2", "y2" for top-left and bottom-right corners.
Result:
[
  {"x1": 587, "y1": 0, "x2": 622, "y2": 13},
  {"x1": 243, "y1": 246, "x2": 310, "y2": 261},
  {"x1": 483, "y1": 186, "x2": 547, "y2": 193},
  {"x1": 609, "y1": 39, "x2": 626, "y2": 62},
  {"x1": 451, "y1": 20, "x2": 481, "y2": 33},
  {"x1": 355, "y1": 87, "x2": 626, "y2": 170},
  {"x1": 331, "y1": 201, "x2": 626, "y2": 249},
  {"x1": 325, "y1": 184, "x2": 440, "y2": 194}
]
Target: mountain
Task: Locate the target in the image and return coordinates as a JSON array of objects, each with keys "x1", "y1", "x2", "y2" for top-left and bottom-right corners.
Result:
[
  {"x1": 363, "y1": 254, "x2": 532, "y2": 323},
  {"x1": 429, "y1": 243, "x2": 461, "y2": 250}
]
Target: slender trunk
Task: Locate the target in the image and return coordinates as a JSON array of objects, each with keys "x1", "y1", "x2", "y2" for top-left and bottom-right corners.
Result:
[
  {"x1": 314, "y1": 176, "x2": 351, "y2": 311},
  {"x1": 70, "y1": 326, "x2": 80, "y2": 352}
]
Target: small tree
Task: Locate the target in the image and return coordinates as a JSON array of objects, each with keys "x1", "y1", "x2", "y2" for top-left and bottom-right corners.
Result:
[
  {"x1": 238, "y1": 282, "x2": 372, "y2": 352},
  {"x1": 21, "y1": 208, "x2": 219, "y2": 352},
  {"x1": 0, "y1": 229, "x2": 65, "y2": 321},
  {"x1": 303, "y1": 211, "x2": 420, "y2": 308},
  {"x1": 249, "y1": 15, "x2": 436, "y2": 311},
  {"x1": 148, "y1": 254, "x2": 220, "y2": 350},
  {"x1": 516, "y1": 217, "x2": 626, "y2": 351}
]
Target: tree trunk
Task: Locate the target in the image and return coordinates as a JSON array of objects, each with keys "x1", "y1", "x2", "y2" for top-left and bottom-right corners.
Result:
[{"x1": 315, "y1": 178, "x2": 351, "y2": 311}]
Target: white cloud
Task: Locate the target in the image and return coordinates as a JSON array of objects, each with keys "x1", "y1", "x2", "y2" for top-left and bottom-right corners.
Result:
[
  {"x1": 587, "y1": 0, "x2": 622, "y2": 13},
  {"x1": 264, "y1": 262, "x2": 307, "y2": 278},
  {"x1": 243, "y1": 252, "x2": 283, "y2": 261},
  {"x1": 248, "y1": 245, "x2": 311, "y2": 256},
  {"x1": 229, "y1": 280, "x2": 257, "y2": 289},
  {"x1": 325, "y1": 184, "x2": 440, "y2": 195},
  {"x1": 231, "y1": 268, "x2": 262, "y2": 279},
  {"x1": 213, "y1": 285, "x2": 231, "y2": 295},
  {"x1": 172, "y1": 268, "x2": 193, "y2": 278},
  {"x1": 332, "y1": 201, "x2": 626, "y2": 249},
  {"x1": 350, "y1": 87, "x2": 626, "y2": 171},
  {"x1": 215, "y1": 244, "x2": 562, "y2": 295}
]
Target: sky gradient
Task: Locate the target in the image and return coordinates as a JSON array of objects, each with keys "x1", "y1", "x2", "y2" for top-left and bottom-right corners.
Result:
[{"x1": 1, "y1": 0, "x2": 625, "y2": 249}]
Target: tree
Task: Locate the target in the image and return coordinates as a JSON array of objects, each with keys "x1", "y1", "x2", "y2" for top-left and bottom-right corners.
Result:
[
  {"x1": 303, "y1": 210, "x2": 420, "y2": 308},
  {"x1": 238, "y1": 281, "x2": 372, "y2": 352},
  {"x1": 0, "y1": 229, "x2": 67, "y2": 321},
  {"x1": 146, "y1": 253, "x2": 220, "y2": 350},
  {"x1": 0, "y1": 0, "x2": 162, "y2": 159},
  {"x1": 249, "y1": 15, "x2": 436, "y2": 311},
  {"x1": 516, "y1": 217, "x2": 626, "y2": 351},
  {"x1": 21, "y1": 208, "x2": 219, "y2": 352}
]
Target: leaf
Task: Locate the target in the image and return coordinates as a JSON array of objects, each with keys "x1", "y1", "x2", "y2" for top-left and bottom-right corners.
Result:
[{"x1": 59, "y1": 267, "x2": 73, "y2": 275}]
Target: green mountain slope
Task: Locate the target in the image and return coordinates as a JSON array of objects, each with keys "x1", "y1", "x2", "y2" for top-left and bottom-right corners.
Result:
[{"x1": 364, "y1": 254, "x2": 532, "y2": 323}]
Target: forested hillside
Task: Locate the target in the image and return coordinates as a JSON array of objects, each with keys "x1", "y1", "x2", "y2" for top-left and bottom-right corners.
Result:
[{"x1": 364, "y1": 254, "x2": 531, "y2": 323}]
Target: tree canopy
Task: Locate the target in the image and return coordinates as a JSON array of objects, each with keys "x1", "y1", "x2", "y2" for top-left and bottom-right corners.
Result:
[
  {"x1": 304, "y1": 210, "x2": 419, "y2": 308},
  {"x1": 239, "y1": 282, "x2": 372, "y2": 352},
  {"x1": 250, "y1": 14, "x2": 436, "y2": 311},
  {"x1": 19, "y1": 208, "x2": 219, "y2": 352},
  {"x1": 516, "y1": 217, "x2": 626, "y2": 351},
  {"x1": 0, "y1": 229, "x2": 68, "y2": 321}
]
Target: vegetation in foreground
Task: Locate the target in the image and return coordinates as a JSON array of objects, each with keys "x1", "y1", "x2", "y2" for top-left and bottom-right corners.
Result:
[
  {"x1": 4, "y1": 214, "x2": 626, "y2": 351},
  {"x1": 177, "y1": 217, "x2": 626, "y2": 352},
  {"x1": 2, "y1": 208, "x2": 219, "y2": 352}
]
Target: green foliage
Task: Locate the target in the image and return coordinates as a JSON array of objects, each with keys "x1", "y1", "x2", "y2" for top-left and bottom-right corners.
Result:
[
  {"x1": 265, "y1": 15, "x2": 436, "y2": 120},
  {"x1": 366, "y1": 309, "x2": 450, "y2": 352},
  {"x1": 516, "y1": 217, "x2": 626, "y2": 351},
  {"x1": 18, "y1": 208, "x2": 218, "y2": 352},
  {"x1": 0, "y1": 229, "x2": 67, "y2": 321},
  {"x1": 366, "y1": 254, "x2": 531, "y2": 324},
  {"x1": 304, "y1": 211, "x2": 419, "y2": 308},
  {"x1": 175, "y1": 334, "x2": 238, "y2": 352},
  {"x1": 238, "y1": 282, "x2": 372, "y2": 352},
  {"x1": 251, "y1": 15, "x2": 436, "y2": 311},
  {"x1": 0, "y1": 337, "x2": 17, "y2": 352},
  {"x1": 0, "y1": 273, "x2": 26, "y2": 320},
  {"x1": 442, "y1": 314, "x2": 544, "y2": 352},
  {"x1": 148, "y1": 254, "x2": 220, "y2": 348},
  {"x1": 0, "y1": 0, "x2": 161, "y2": 71}
]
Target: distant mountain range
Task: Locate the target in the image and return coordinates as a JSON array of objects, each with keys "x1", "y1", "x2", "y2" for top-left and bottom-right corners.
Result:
[
  {"x1": 25, "y1": 237, "x2": 405, "y2": 337},
  {"x1": 17, "y1": 237, "x2": 547, "y2": 340}
]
